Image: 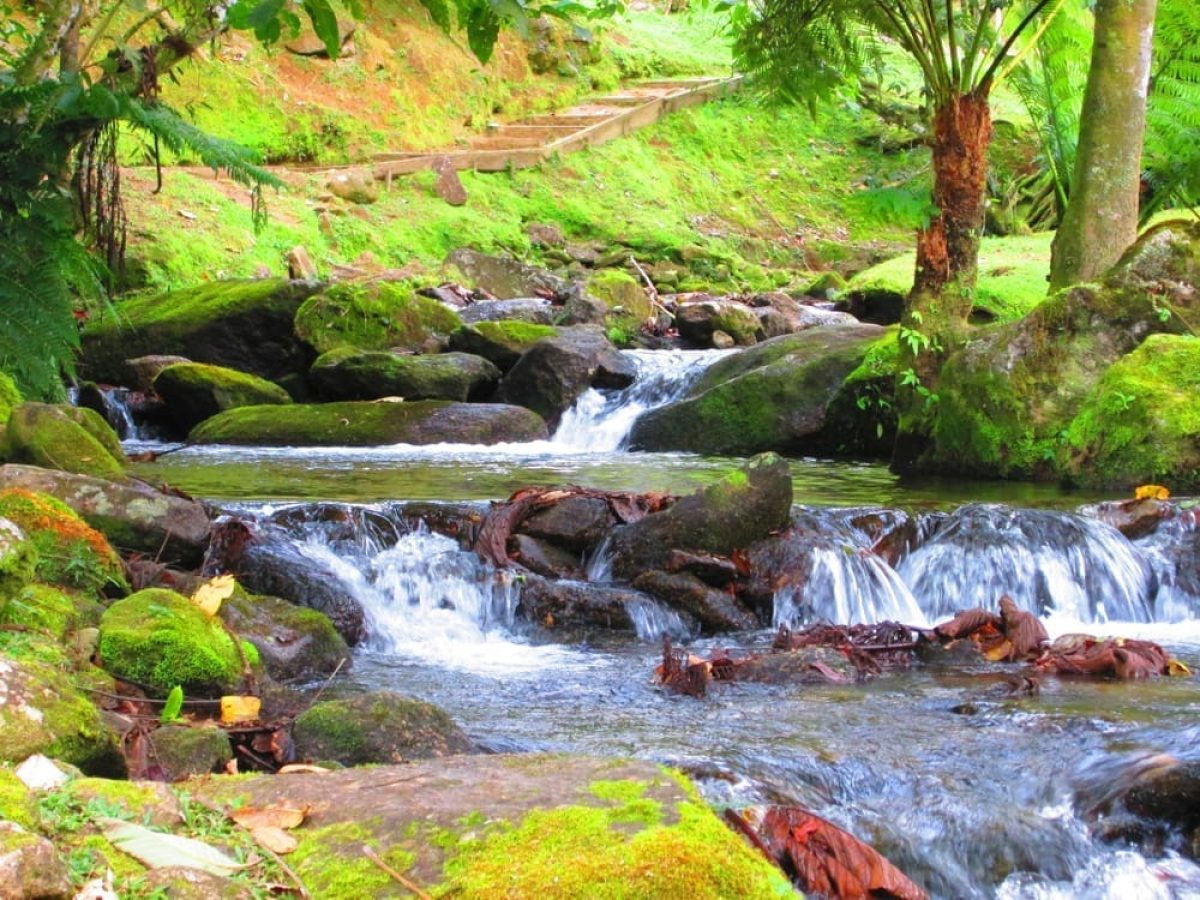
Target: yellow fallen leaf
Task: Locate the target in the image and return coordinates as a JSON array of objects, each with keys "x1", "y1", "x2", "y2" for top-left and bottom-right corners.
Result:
[
  {"x1": 192, "y1": 574, "x2": 237, "y2": 617},
  {"x1": 219, "y1": 695, "x2": 261, "y2": 724},
  {"x1": 1168, "y1": 659, "x2": 1192, "y2": 677},
  {"x1": 250, "y1": 826, "x2": 298, "y2": 855},
  {"x1": 1134, "y1": 484, "x2": 1170, "y2": 501},
  {"x1": 229, "y1": 805, "x2": 309, "y2": 831},
  {"x1": 983, "y1": 640, "x2": 1013, "y2": 662},
  {"x1": 277, "y1": 764, "x2": 331, "y2": 775}
]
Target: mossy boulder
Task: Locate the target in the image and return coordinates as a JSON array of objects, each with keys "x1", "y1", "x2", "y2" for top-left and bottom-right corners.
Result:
[
  {"x1": 676, "y1": 298, "x2": 762, "y2": 347},
  {"x1": 0, "y1": 488, "x2": 126, "y2": 594},
  {"x1": 0, "y1": 372, "x2": 21, "y2": 453},
  {"x1": 925, "y1": 220, "x2": 1200, "y2": 481},
  {"x1": 629, "y1": 325, "x2": 886, "y2": 455},
  {"x1": 0, "y1": 655, "x2": 124, "y2": 775},
  {"x1": 80, "y1": 279, "x2": 323, "y2": 384},
  {"x1": 0, "y1": 584, "x2": 101, "y2": 639},
  {"x1": 585, "y1": 269, "x2": 655, "y2": 334},
  {"x1": 0, "y1": 768, "x2": 37, "y2": 829},
  {"x1": 609, "y1": 453, "x2": 794, "y2": 580},
  {"x1": 1063, "y1": 335, "x2": 1200, "y2": 490},
  {"x1": 821, "y1": 328, "x2": 900, "y2": 458},
  {"x1": 446, "y1": 248, "x2": 569, "y2": 300},
  {"x1": 291, "y1": 691, "x2": 472, "y2": 765},
  {"x1": 150, "y1": 725, "x2": 233, "y2": 781},
  {"x1": 0, "y1": 518, "x2": 37, "y2": 603},
  {"x1": 63, "y1": 777, "x2": 182, "y2": 827},
  {"x1": 98, "y1": 589, "x2": 246, "y2": 696},
  {"x1": 154, "y1": 362, "x2": 291, "y2": 432},
  {"x1": 309, "y1": 348, "x2": 500, "y2": 402},
  {"x1": 221, "y1": 584, "x2": 350, "y2": 682},
  {"x1": 195, "y1": 755, "x2": 795, "y2": 899},
  {"x1": 294, "y1": 281, "x2": 462, "y2": 355},
  {"x1": 4, "y1": 403, "x2": 126, "y2": 480},
  {"x1": 0, "y1": 465, "x2": 211, "y2": 566},
  {"x1": 447, "y1": 320, "x2": 558, "y2": 370},
  {"x1": 0, "y1": 822, "x2": 72, "y2": 899},
  {"x1": 189, "y1": 400, "x2": 548, "y2": 447}
]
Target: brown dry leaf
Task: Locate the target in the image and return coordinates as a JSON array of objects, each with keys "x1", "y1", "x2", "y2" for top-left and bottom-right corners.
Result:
[
  {"x1": 192, "y1": 574, "x2": 237, "y2": 617},
  {"x1": 277, "y1": 764, "x2": 331, "y2": 775},
  {"x1": 230, "y1": 805, "x2": 309, "y2": 831},
  {"x1": 219, "y1": 695, "x2": 262, "y2": 724},
  {"x1": 250, "y1": 826, "x2": 298, "y2": 855}
]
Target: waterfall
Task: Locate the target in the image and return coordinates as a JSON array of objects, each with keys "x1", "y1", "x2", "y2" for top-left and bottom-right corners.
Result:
[
  {"x1": 68, "y1": 385, "x2": 147, "y2": 440},
  {"x1": 552, "y1": 348, "x2": 733, "y2": 451}
]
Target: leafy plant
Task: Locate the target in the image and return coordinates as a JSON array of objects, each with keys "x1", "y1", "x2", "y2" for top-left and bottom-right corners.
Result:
[{"x1": 160, "y1": 685, "x2": 185, "y2": 724}]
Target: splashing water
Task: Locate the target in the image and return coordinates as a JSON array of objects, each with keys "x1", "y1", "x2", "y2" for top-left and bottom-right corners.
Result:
[{"x1": 774, "y1": 546, "x2": 928, "y2": 629}]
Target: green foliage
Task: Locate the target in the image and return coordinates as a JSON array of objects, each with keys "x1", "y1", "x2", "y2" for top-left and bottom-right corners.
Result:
[
  {"x1": 160, "y1": 686, "x2": 185, "y2": 725},
  {"x1": 1142, "y1": 0, "x2": 1200, "y2": 219}
]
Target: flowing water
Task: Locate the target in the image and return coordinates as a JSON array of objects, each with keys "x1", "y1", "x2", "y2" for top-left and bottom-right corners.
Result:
[{"x1": 118, "y1": 348, "x2": 1200, "y2": 898}]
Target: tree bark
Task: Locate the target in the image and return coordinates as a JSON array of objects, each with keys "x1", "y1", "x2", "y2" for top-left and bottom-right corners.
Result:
[{"x1": 1049, "y1": 0, "x2": 1158, "y2": 290}]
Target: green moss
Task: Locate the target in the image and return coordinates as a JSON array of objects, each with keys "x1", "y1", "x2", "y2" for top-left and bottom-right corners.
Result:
[
  {"x1": 63, "y1": 778, "x2": 170, "y2": 822},
  {"x1": 0, "y1": 518, "x2": 38, "y2": 602},
  {"x1": 290, "y1": 821, "x2": 417, "y2": 898},
  {"x1": 0, "y1": 767, "x2": 38, "y2": 828},
  {"x1": 1064, "y1": 335, "x2": 1200, "y2": 489},
  {"x1": 221, "y1": 586, "x2": 348, "y2": 681},
  {"x1": 0, "y1": 371, "x2": 23, "y2": 424},
  {"x1": 294, "y1": 282, "x2": 462, "y2": 354},
  {"x1": 0, "y1": 489, "x2": 127, "y2": 594},
  {"x1": 98, "y1": 589, "x2": 244, "y2": 696},
  {"x1": 0, "y1": 584, "x2": 98, "y2": 638},
  {"x1": 3, "y1": 404, "x2": 127, "y2": 481},
  {"x1": 155, "y1": 362, "x2": 291, "y2": 411},
  {"x1": 586, "y1": 269, "x2": 654, "y2": 334},
  {"x1": 291, "y1": 693, "x2": 467, "y2": 765}
]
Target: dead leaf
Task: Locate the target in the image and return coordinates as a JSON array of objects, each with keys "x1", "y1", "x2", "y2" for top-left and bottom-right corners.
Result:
[
  {"x1": 192, "y1": 574, "x2": 237, "y2": 617},
  {"x1": 250, "y1": 826, "x2": 298, "y2": 855},
  {"x1": 1134, "y1": 483, "x2": 1170, "y2": 500},
  {"x1": 230, "y1": 806, "x2": 309, "y2": 831},
  {"x1": 277, "y1": 764, "x2": 331, "y2": 775},
  {"x1": 220, "y1": 695, "x2": 261, "y2": 724}
]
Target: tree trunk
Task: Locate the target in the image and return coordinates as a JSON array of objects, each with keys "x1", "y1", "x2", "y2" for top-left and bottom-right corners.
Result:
[
  {"x1": 1049, "y1": 0, "x2": 1158, "y2": 290},
  {"x1": 892, "y1": 88, "x2": 992, "y2": 473}
]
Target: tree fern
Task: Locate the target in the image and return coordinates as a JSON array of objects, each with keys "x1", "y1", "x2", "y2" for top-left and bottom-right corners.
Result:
[{"x1": 1141, "y1": 0, "x2": 1200, "y2": 220}]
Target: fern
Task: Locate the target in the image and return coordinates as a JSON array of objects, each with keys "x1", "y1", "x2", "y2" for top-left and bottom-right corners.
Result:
[{"x1": 1141, "y1": 0, "x2": 1200, "y2": 220}]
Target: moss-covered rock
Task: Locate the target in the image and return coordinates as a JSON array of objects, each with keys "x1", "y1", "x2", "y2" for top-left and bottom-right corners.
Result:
[
  {"x1": 150, "y1": 725, "x2": 233, "y2": 781},
  {"x1": 0, "y1": 518, "x2": 37, "y2": 603},
  {"x1": 0, "y1": 822, "x2": 72, "y2": 898},
  {"x1": 0, "y1": 584, "x2": 101, "y2": 639},
  {"x1": 0, "y1": 489, "x2": 126, "y2": 594},
  {"x1": 0, "y1": 656, "x2": 124, "y2": 775},
  {"x1": 629, "y1": 325, "x2": 886, "y2": 455},
  {"x1": 447, "y1": 320, "x2": 558, "y2": 370},
  {"x1": 98, "y1": 589, "x2": 246, "y2": 696},
  {"x1": 189, "y1": 400, "x2": 548, "y2": 447},
  {"x1": 80, "y1": 279, "x2": 323, "y2": 384},
  {"x1": 585, "y1": 269, "x2": 655, "y2": 335},
  {"x1": 0, "y1": 768, "x2": 37, "y2": 829},
  {"x1": 822, "y1": 328, "x2": 900, "y2": 458},
  {"x1": 1063, "y1": 335, "x2": 1200, "y2": 490},
  {"x1": 0, "y1": 465, "x2": 211, "y2": 567},
  {"x1": 309, "y1": 348, "x2": 500, "y2": 402},
  {"x1": 221, "y1": 584, "x2": 350, "y2": 682},
  {"x1": 154, "y1": 362, "x2": 291, "y2": 432},
  {"x1": 676, "y1": 298, "x2": 761, "y2": 347},
  {"x1": 925, "y1": 221, "x2": 1200, "y2": 481},
  {"x1": 291, "y1": 691, "x2": 472, "y2": 765},
  {"x1": 4, "y1": 403, "x2": 126, "y2": 480},
  {"x1": 294, "y1": 281, "x2": 462, "y2": 355},
  {"x1": 63, "y1": 776, "x2": 182, "y2": 827}
]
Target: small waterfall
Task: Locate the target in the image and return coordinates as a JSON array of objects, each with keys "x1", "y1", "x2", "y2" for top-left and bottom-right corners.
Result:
[
  {"x1": 69, "y1": 384, "x2": 146, "y2": 440},
  {"x1": 773, "y1": 547, "x2": 927, "y2": 629},
  {"x1": 625, "y1": 595, "x2": 693, "y2": 642},
  {"x1": 1134, "y1": 511, "x2": 1200, "y2": 621},
  {"x1": 897, "y1": 505, "x2": 1153, "y2": 623},
  {"x1": 552, "y1": 348, "x2": 733, "y2": 451}
]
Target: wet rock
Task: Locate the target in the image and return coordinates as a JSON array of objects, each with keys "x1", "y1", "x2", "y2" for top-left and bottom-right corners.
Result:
[
  {"x1": 294, "y1": 281, "x2": 461, "y2": 355},
  {"x1": 154, "y1": 362, "x2": 291, "y2": 432},
  {"x1": 734, "y1": 646, "x2": 861, "y2": 683},
  {"x1": 631, "y1": 571, "x2": 758, "y2": 633},
  {"x1": 0, "y1": 822, "x2": 71, "y2": 899},
  {"x1": 292, "y1": 691, "x2": 471, "y2": 765},
  {"x1": 433, "y1": 157, "x2": 467, "y2": 206},
  {"x1": 446, "y1": 248, "x2": 569, "y2": 300},
  {"x1": 189, "y1": 400, "x2": 548, "y2": 447},
  {"x1": 1124, "y1": 759, "x2": 1200, "y2": 839},
  {"x1": 326, "y1": 171, "x2": 378, "y2": 204},
  {"x1": 558, "y1": 283, "x2": 610, "y2": 326},
  {"x1": 0, "y1": 465, "x2": 211, "y2": 566},
  {"x1": 676, "y1": 298, "x2": 761, "y2": 347},
  {"x1": 495, "y1": 327, "x2": 635, "y2": 426},
  {"x1": 150, "y1": 725, "x2": 233, "y2": 781},
  {"x1": 221, "y1": 586, "x2": 350, "y2": 682},
  {"x1": 5, "y1": 403, "x2": 127, "y2": 480},
  {"x1": 518, "y1": 575, "x2": 647, "y2": 632},
  {"x1": 628, "y1": 325, "x2": 886, "y2": 455},
  {"x1": 99, "y1": 589, "x2": 248, "y2": 696},
  {"x1": 448, "y1": 320, "x2": 558, "y2": 371},
  {"x1": 80, "y1": 279, "x2": 323, "y2": 385},
  {"x1": 665, "y1": 549, "x2": 740, "y2": 585},
  {"x1": 1079, "y1": 497, "x2": 1174, "y2": 539},
  {"x1": 517, "y1": 495, "x2": 614, "y2": 553},
  {"x1": 850, "y1": 508, "x2": 922, "y2": 566},
  {"x1": 508, "y1": 534, "x2": 583, "y2": 579},
  {"x1": 309, "y1": 349, "x2": 500, "y2": 402},
  {"x1": 608, "y1": 454, "x2": 793, "y2": 580},
  {"x1": 459, "y1": 297, "x2": 557, "y2": 325}
]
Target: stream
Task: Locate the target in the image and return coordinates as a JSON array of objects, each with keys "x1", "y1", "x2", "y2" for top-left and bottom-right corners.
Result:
[{"x1": 121, "y1": 349, "x2": 1200, "y2": 899}]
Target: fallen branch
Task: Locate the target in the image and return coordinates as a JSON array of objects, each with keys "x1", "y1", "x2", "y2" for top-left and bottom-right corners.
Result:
[{"x1": 363, "y1": 846, "x2": 433, "y2": 900}]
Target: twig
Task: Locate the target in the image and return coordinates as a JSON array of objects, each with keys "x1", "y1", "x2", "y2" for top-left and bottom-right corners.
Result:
[
  {"x1": 260, "y1": 844, "x2": 312, "y2": 900},
  {"x1": 627, "y1": 255, "x2": 671, "y2": 318},
  {"x1": 300, "y1": 657, "x2": 347, "y2": 715},
  {"x1": 363, "y1": 846, "x2": 432, "y2": 900},
  {"x1": 234, "y1": 743, "x2": 277, "y2": 773},
  {"x1": 83, "y1": 687, "x2": 220, "y2": 706}
]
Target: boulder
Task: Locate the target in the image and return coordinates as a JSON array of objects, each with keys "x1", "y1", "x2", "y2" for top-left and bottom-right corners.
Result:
[
  {"x1": 608, "y1": 454, "x2": 794, "y2": 580},
  {"x1": 1, "y1": 584, "x2": 102, "y2": 639},
  {"x1": 294, "y1": 281, "x2": 462, "y2": 355},
  {"x1": 80, "y1": 279, "x2": 323, "y2": 385},
  {"x1": 519, "y1": 576, "x2": 657, "y2": 633},
  {"x1": 4, "y1": 403, "x2": 126, "y2": 480},
  {"x1": 459, "y1": 298, "x2": 556, "y2": 325},
  {"x1": 0, "y1": 487, "x2": 126, "y2": 594},
  {"x1": 149, "y1": 725, "x2": 233, "y2": 781},
  {"x1": 0, "y1": 656, "x2": 124, "y2": 774},
  {"x1": 221, "y1": 585, "x2": 350, "y2": 682},
  {"x1": 291, "y1": 691, "x2": 471, "y2": 765},
  {"x1": 517, "y1": 495, "x2": 614, "y2": 553},
  {"x1": 508, "y1": 534, "x2": 584, "y2": 579},
  {"x1": 0, "y1": 465, "x2": 211, "y2": 566},
  {"x1": 558, "y1": 282, "x2": 610, "y2": 326},
  {"x1": 433, "y1": 157, "x2": 468, "y2": 207},
  {"x1": 446, "y1": 248, "x2": 569, "y2": 300},
  {"x1": 631, "y1": 571, "x2": 759, "y2": 633},
  {"x1": 125, "y1": 354, "x2": 192, "y2": 393},
  {"x1": 495, "y1": 327, "x2": 635, "y2": 426},
  {"x1": 154, "y1": 362, "x2": 291, "y2": 433},
  {"x1": 447, "y1": 320, "x2": 558, "y2": 371},
  {"x1": 309, "y1": 348, "x2": 500, "y2": 402},
  {"x1": 676, "y1": 298, "x2": 761, "y2": 347},
  {"x1": 192, "y1": 756, "x2": 792, "y2": 898},
  {"x1": 98, "y1": 589, "x2": 249, "y2": 696},
  {"x1": 0, "y1": 822, "x2": 71, "y2": 899},
  {"x1": 326, "y1": 171, "x2": 378, "y2": 204},
  {"x1": 189, "y1": 400, "x2": 548, "y2": 447},
  {"x1": 585, "y1": 269, "x2": 654, "y2": 334},
  {"x1": 925, "y1": 220, "x2": 1200, "y2": 480},
  {"x1": 628, "y1": 325, "x2": 886, "y2": 455}
]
